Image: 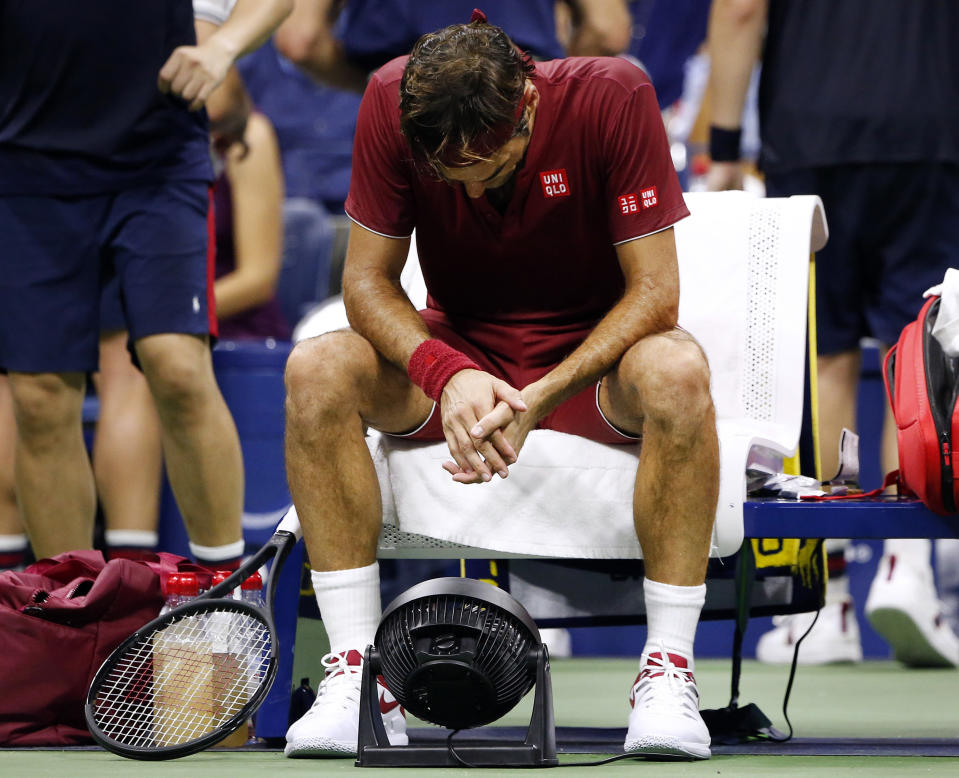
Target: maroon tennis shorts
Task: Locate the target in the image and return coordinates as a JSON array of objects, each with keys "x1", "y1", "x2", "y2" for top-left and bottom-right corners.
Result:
[{"x1": 388, "y1": 308, "x2": 638, "y2": 445}]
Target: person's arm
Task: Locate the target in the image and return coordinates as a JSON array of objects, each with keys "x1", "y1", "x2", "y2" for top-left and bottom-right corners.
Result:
[
  {"x1": 527, "y1": 229, "x2": 679, "y2": 412},
  {"x1": 458, "y1": 228, "x2": 679, "y2": 483},
  {"x1": 195, "y1": 18, "x2": 253, "y2": 155},
  {"x1": 273, "y1": 0, "x2": 369, "y2": 93},
  {"x1": 213, "y1": 113, "x2": 285, "y2": 320},
  {"x1": 341, "y1": 226, "x2": 422, "y2": 367},
  {"x1": 343, "y1": 224, "x2": 525, "y2": 482},
  {"x1": 564, "y1": 0, "x2": 633, "y2": 57},
  {"x1": 159, "y1": 0, "x2": 293, "y2": 110},
  {"x1": 705, "y1": 0, "x2": 767, "y2": 190}
]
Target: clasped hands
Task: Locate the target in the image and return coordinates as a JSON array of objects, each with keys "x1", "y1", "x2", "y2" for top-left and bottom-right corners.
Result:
[{"x1": 439, "y1": 369, "x2": 540, "y2": 485}]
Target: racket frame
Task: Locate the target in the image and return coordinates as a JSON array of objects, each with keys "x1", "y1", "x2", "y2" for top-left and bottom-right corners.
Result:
[{"x1": 84, "y1": 526, "x2": 299, "y2": 760}]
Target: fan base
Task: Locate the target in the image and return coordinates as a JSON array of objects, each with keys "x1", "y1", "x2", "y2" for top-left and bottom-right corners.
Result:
[{"x1": 356, "y1": 646, "x2": 558, "y2": 768}]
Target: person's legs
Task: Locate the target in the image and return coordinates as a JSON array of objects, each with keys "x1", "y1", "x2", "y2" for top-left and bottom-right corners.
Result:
[
  {"x1": 284, "y1": 330, "x2": 432, "y2": 757},
  {"x1": 108, "y1": 181, "x2": 244, "y2": 568},
  {"x1": 0, "y1": 376, "x2": 29, "y2": 570},
  {"x1": 755, "y1": 350, "x2": 864, "y2": 666},
  {"x1": 0, "y1": 193, "x2": 105, "y2": 559},
  {"x1": 134, "y1": 332, "x2": 243, "y2": 553},
  {"x1": 601, "y1": 328, "x2": 715, "y2": 759},
  {"x1": 862, "y1": 162, "x2": 959, "y2": 667},
  {"x1": 93, "y1": 330, "x2": 163, "y2": 558},
  {"x1": 8, "y1": 371, "x2": 96, "y2": 558},
  {"x1": 755, "y1": 168, "x2": 870, "y2": 664}
]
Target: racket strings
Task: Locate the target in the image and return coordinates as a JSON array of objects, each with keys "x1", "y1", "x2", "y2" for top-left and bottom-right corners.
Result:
[{"x1": 92, "y1": 609, "x2": 272, "y2": 748}]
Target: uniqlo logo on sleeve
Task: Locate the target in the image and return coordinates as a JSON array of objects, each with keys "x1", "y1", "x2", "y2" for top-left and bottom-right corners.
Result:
[
  {"x1": 618, "y1": 193, "x2": 639, "y2": 214},
  {"x1": 540, "y1": 169, "x2": 570, "y2": 198},
  {"x1": 640, "y1": 186, "x2": 659, "y2": 208}
]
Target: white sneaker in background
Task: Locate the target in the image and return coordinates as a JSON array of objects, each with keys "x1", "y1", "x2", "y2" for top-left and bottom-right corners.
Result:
[
  {"x1": 865, "y1": 554, "x2": 959, "y2": 668},
  {"x1": 539, "y1": 628, "x2": 572, "y2": 658},
  {"x1": 624, "y1": 647, "x2": 711, "y2": 760},
  {"x1": 755, "y1": 597, "x2": 862, "y2": 665},
  {"x1": 284, "y1": 649, "x2": 407, "y2": 757}
]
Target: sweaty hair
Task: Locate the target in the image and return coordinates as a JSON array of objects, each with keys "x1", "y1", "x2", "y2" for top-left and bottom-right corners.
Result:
[{"x1": 399, "y1": 19, "x2": 536, "y2": 174}]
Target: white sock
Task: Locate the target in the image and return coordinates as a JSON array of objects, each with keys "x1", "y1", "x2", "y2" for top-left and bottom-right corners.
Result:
[
  {"x1": 188, "y1": 538, "x2": 245, "y2": 564},
  {"x1": 105, "y1": 529, "x2": 159, "y2": 549},
  {"x1": 643, "y1": 578, "x2": 706, "y2": 665},
  {"x1": 312, "y1": 562, "x2": 381, "y2": 656},
  {"x1": 0, "y1": 533, "x2": 28, "y2": 552}
]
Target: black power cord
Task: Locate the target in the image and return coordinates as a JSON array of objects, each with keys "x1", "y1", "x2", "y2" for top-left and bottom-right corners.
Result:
[{"x1": 446, "y1": 613, "x2": 823, "y2": 768}]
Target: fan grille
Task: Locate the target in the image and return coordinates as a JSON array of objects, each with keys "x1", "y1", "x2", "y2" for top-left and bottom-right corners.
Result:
[{"x1": 376, "y1": 592, "x2": 537, "y2": 728}]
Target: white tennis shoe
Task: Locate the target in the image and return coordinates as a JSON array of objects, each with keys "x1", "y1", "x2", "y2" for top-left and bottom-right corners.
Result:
[
  {"x1": 755, "y1": 597, "x2": 863, "y2": 665},
  {"x1": 284, "y1": 648, "x2": 408, "y2": 757},
  {"x1": 624, "y1": 647, "x2": 711, "y2": 760},
  {"x1": 865, "y1": 554, "x2": 959, "y2": 668}
]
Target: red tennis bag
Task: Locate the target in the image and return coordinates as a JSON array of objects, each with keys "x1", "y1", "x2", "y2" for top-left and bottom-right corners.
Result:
[
  {"x1": 0, "y1": 551, "x2": 166, "y2": 745},
  {"x1": 883, "y1": 294, "x2": 959, "y2": 515}
]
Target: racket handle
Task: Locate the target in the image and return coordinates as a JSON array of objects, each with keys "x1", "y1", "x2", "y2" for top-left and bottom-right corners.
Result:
[{"x1": 276, "y1": 506, "x2": 303, "y2": 541}]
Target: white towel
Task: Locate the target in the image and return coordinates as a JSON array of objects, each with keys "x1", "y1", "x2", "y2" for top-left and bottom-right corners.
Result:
[{"x1": 370, "y1": 429, "x2": 644, "y2": 558}]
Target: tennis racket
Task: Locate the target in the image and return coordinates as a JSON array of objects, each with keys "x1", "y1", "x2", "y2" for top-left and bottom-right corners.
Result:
[{"x1": 84, "y1": 508, "x2": 302, "y2": 760}]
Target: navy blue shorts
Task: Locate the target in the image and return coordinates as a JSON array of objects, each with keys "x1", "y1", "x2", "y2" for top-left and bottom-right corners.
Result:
[
  {"x1": 765, "y1": 163, "x2": 959, "y2": 353},
  {"x1": 0, "y1": 181, "x2": 215, "y2": 372}
]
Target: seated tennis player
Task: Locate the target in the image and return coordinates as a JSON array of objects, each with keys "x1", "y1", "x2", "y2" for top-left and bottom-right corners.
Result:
[{"x1": 284, "y1": 10, "x2": 717, "y2": 760}]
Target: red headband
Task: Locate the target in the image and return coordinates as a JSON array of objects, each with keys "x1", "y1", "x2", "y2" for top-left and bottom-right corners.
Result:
[
  {"x1": 470, "y1": 9, "x2": 487, "y2": 23},
  {"x1": 436, "y1": 91, "x2": 528, "y2": 166}
]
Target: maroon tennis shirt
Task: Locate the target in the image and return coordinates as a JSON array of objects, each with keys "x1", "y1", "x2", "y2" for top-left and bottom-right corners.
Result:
[{"x1": 345, "y1": 55, "x2": 688, "y2": 328}]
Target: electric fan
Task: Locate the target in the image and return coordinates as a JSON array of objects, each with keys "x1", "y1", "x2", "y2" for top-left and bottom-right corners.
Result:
[{"x1": 356, "y1": 577, "x2": 557, "y2": 768}]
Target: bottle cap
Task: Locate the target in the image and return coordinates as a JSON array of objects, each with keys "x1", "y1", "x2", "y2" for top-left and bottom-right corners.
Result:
[
  {"x1": 241, "y1": 571, "x2": 263, "y2": 590},
  {"x1": 164, "y1": 573, "x2": 181, "y2": 597},
  {"x1": 211, "y1": 570, "x2": 231, "y2": 586},
  {"x1": 174, "y1": 572, "x2": 200, "y2": 596}
]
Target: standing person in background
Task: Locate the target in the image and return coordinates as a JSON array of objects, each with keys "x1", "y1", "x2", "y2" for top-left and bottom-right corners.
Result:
[
  {"x1": 211, "y1": 113, "x2": 291, "y2": 342},
  {"x1": 274, "y1": 0, "x2": 632, "y2": 93},
  {"x1": 0, "y1": 0, "x2": 292, "y2": 563},
  {"x1": 95, "y1": 107, "x2": 290, "y2": 562},
  {"x1": 707, "y1": 0, "x2": 959, "y2": 667},
  {"x1": 0, "y1": 1, "x2": 290, "y2": 565}
]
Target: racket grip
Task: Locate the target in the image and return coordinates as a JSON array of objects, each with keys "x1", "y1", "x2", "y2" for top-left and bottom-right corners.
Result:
[{"x1": 276, "y1": 506, "x2": 303, "y2": 541}]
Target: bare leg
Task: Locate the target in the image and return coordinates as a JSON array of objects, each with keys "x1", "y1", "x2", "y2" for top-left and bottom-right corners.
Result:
[
  {"x1": 0, "y1": 376, "x2": 26, "y2": 538},
  {"x1": 93, "y1": 331, "x2": 163, "y2": 535},
  {"x1": 602, "y1": 329, "x2": 717, "y2": 586},
  {"x1": 135, "y1": 333, "x2": 242, "y2": 546},
  {"x1": 284, "y1": 331, "x2": 432, "y2": 572},
  {"x1": 816, "y1": 350, "x2": 861, "y2": 480},
  {"x1": 9, "y1": 371, "x2": 96, "y2": 557}
]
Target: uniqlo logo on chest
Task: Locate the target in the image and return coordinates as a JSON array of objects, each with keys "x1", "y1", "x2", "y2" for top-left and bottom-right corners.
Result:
[{"x1": 540, "y1": 169, "x2": 570, "y2": 198}]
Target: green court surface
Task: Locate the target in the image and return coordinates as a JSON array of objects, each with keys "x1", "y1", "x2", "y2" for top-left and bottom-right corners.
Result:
[{"x1": 3, "y1": 653, "x2": 958, "y2": 776}]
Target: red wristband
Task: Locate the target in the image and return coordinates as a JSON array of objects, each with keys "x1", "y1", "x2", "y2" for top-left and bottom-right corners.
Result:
[{"x1": 407, "y1": 339, "x2": 481, "y2": 402}]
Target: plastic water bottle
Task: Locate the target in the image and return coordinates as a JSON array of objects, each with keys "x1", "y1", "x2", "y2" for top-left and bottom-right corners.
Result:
[
  {"x1": 153, "y1": 571, "x2": 213, "y2": 744},
  {"x1": 240, "y1": 572, "x2": 264, "y2": 608},
  {"x1": 211, "y1": 570, "x2": 237, "y2": 599},
  {"x1": 160, "y1": 572, "x2": 199, "y2": 614}
]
